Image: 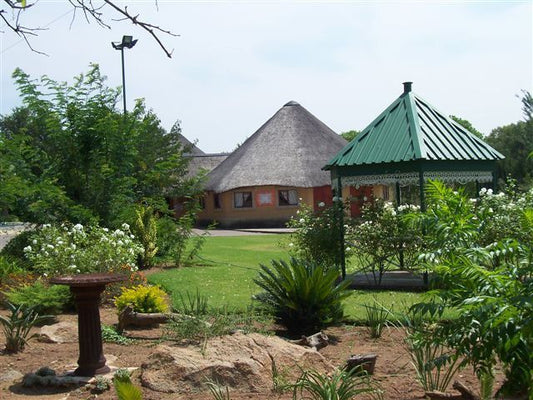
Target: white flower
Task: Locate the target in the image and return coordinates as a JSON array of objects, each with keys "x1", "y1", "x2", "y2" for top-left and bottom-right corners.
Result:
[
  {"x1": 299, "y1": 218, "x2": 305, "y2": 223},
  {"x1": 23, "y1": 245, "x2": 32, "y2": 252},
  {"x1": 73, "y1": 223, "x2": 83, "y2": 230},
  {"x1": 289, "y1": 243, "x2": 294, "y2": 247},
  {"x1": 32, "y1": 239, "x2": 37, "y2": 245},
  {"x1": 103, "y1": 228, "x2": 109, "y2": 232},
  {"x1": 318, "y1": 202, "x2": 325, "y2": 207},
  {"x1": 117, "y1": 240, "x2": 124, "y2": 246},
  {"x1": 46, "y1": 244, "x2": 55, "y2": 249},
  {"x1": 479, "y1": 187, "x2": 487, "y2": 196},
  {"x1": 43, "y1": 224, "x2": 51, "y2": 228},
  {"x1": 122, "y1": 223, "x2": 130, "y2": 230},
  {"x1": 71, "y1": 244, "x2": 76, "y2": 250},
  {"x1": 363, "y1": 196, "x2": 368, "y2": 201},
  {"x1": 345, "y1": 247, "x2": 351, "y2": 252},
  {"x1": 487, "y1": 188, "x2": 493, "y2": 196},
  {"x1": 69, "y1": 264, "x2": 77, "y2": 269}
]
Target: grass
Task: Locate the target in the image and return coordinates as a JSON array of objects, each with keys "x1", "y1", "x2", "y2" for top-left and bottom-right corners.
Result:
[{"x1": 148, "y1": 234, "x2": 426, "y2": 318}]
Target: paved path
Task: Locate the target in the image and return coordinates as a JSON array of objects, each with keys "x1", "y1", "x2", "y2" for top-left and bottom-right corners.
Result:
[{"x1": 192, "y1": 228, "x2": 295, "y2": 237}]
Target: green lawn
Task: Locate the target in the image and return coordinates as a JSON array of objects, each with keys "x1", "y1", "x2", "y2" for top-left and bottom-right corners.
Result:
[{"x1": 148, "y1": 234, "x2": 427, "y2": 319}]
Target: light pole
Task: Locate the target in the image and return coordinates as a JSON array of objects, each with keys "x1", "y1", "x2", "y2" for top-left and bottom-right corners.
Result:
[{"x1": 111, "y1": 35, "x2": 138, "y2": 114}]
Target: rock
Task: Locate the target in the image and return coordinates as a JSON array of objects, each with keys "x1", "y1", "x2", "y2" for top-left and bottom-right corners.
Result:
[
  {"x1": 290, "y1": 331, "x2": 329, "y2": 350},
  {"x1": 141, "y1": 332, "x2": 334, "y2": 394},
  {"x1": 39, "y1": 322, "x2": 78, "y2": 344},
  {"x1": 0, "y1": 368, "x2": 23, "y2": 383}
]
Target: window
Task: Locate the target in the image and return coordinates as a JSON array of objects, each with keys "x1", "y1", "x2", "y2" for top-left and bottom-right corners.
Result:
[
  {"x1": 234, "y1": 191, "x2": 253, "y2": 208},
  {"x1": 214, "y1": 193, "x2": 221, "y2": 209},
  {"x1": 199, "y1": 196, "x2": 206, "y2": 210},
  {"x1": 279, "y1": 189, "x2": 298, "y2": 206}
]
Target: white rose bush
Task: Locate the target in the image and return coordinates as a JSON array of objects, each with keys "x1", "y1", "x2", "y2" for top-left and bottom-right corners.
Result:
[{"x1": 23, "y1": 223, "x2": 143, "y2": 276}]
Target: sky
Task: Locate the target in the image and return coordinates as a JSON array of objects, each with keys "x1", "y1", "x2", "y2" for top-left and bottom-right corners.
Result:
[{"x1": 1, "y1": 1, "x2": 532, "y2": 153}]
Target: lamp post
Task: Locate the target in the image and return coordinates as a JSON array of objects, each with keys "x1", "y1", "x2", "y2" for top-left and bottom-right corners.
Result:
[{"x1": 111, "y1": 35, "x2": 138, "y2": 114}]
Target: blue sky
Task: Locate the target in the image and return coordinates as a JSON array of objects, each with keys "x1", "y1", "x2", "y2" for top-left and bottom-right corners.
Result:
[{"x1": 1, "y1": 1, "x2": 532, "y2": 153}]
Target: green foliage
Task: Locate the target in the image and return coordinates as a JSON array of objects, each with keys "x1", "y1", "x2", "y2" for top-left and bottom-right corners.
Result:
[
  {"x1": 0, "y1": 229, "x2": 36, "y2": 270},
  {"x1": 101, "y1": 324, "x2": 134, "y2": 345},
  {"x1": 0, "y1": 302, "x2": 50, "y2": 352},
  {"x1": 113, "y1": 369, "x2": 142, "y2": 400},
  {"x1": 176, "y1": 289, "x2": 209, "y2": 316},
  {"x1": 205, "y1": 379, "x2": 231, "y2": 400},
  {"x1": 287, "y1": 202, "x2": 345, "y2": 271},
  {"x1": 254, "y1": 258, "x2": 351, "y2": 333},
  {"x1": 114, "y1": 284, "x2": 169, "y2": 314},
  {"x1": 23, "y1": 223, "x2": 142, "y2": 276},
  {"x1": 0, "y1": 65, "x2": 202, "y2": 225},
  {"x1": 406, "y1": 180, "x2": 533, "y2": 396},
  {"x1": 0, "y1": 255, "x2": 24, "y2": 279},
  {"x1": 5, "y1": 280, "x2": 72, "y2": 315},
  {"x1": 340, "y1": 130, "x2": 360, "y2": 142},
  {"x1": 363, "y1": 300, "x2": 390, "y2": 338},
  {"x1": 486, "y1": 119, "x2": 533, "y2": 188},
  {"x1": 405, "y1": 335, "x2": 461, "y2": 393},
  {"x1": 132, "y1": 204, "x2": 158, "y2": 269},
  {"x1": 349, "y1": 200, "x2": 422, "y2": 285},
  {"x1": 291, "y1": 368, "x2": 381, "y2": 400}
]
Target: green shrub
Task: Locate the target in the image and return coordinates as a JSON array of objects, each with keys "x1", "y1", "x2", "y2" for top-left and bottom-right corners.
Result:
[
  {"x1": 101, "y1": 325, "x2": 134, "y2": 345},
  {"x1": 5, "y1": 280, "x2": 72, "y2": 315},
  {"x1": 287, "y1": 202, "x2": 346, "y2": 270},
  {"x1": 114, "y1": 284, "x2": 169, "y2": 314},
  {"x1": 132, "y1": 205, "x2": 158, "y2": 269},
  {"x1": 23, "y1": 223, "x2": 143, "y2": 276},
  {"x1": 254, "y1": 258, "x2": 351, "y2": 333},
  {"x1": 0, "y1": 255, "x2": 23, "y2": 280},
  {"x1": 0, "y1": 302, "x2": 50, "y2": 352},
  {"x1": 0, "y1": 229, "x2": 36, "y2": 270}
]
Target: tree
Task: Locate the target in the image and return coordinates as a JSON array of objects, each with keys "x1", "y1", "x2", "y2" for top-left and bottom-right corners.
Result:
[
  {"x1": 1, "y1": 1, "x2": 176, "y2": 57},
  {"x1": 340, "y1": 130, "x2": 360, "y2": 142},
  {"x1": 518, "y1": 89, "x2": 532, "y2": 122},
  {"x1": 449, "y1": 115, "x2": 484, "y2": 139},
  {"x1": 485, "y1": 91, "x2": 533, "y2": 188},
  {"x1": 0, "y1": 64, "x2": 202, "y2": 226}
]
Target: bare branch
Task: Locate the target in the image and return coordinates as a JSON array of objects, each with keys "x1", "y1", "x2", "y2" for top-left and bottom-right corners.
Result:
[{"x1": 1, "y1": 0, "x2": 177, "y2": 57}]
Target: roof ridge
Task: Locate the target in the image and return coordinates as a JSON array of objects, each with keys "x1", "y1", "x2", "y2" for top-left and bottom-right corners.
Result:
[{"x1": 404, "y1": 92, "x2": 426, "y2": 159}]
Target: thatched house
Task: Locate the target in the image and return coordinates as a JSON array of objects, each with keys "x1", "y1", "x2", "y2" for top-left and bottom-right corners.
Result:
[{"x1": 195, "y1": 101, "x2": 348, "y2": 228}]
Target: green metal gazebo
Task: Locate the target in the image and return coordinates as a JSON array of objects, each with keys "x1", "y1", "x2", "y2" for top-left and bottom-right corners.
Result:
[{"x1": 324, "y1": 82, "x2": 504, "y2": 278}]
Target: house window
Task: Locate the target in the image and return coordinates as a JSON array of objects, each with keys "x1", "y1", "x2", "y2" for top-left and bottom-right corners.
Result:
[
  {"x1": 382, "y1": 185, "x2": 390, "y2": 201},
  {"x1": 199, "y1": 196, "x2": 206, "y2": 210},
  {"x1": 234, "y1": 191, "x2": 253, "y2": 208},
  {"x1": 279, "y1": 189, "x2": 298, "y2": 206},
  {"x1": 214, "y1": 193, "x2": 221, "y2": 209}
]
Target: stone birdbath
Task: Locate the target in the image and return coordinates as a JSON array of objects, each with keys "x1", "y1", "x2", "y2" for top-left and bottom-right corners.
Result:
[{"x1": 50, "y1": 273, "x2": 125, "y2": 376}]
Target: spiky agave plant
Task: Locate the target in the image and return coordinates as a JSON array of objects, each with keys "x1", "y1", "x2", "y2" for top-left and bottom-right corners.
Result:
[{"x1": 254, "y1": 257, "x2": 351, "y2": 334}]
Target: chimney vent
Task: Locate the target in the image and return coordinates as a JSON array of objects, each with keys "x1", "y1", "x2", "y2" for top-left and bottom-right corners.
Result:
[{"x1": 403, "y1": 82, "x2": 413, "y2": 93}]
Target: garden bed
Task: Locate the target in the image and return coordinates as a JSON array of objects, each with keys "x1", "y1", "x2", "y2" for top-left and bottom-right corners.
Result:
[{"x1": 0, "y1": 306, "x2": 505, "y2": 400}]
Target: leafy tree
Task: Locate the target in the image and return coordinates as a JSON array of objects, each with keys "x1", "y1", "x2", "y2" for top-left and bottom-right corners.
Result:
[
  {"x1": 0, "y1": 64, "x2": 202, "y2": 227},
  {"x1": 340, "y1": 130, "x2": 359, "y2": 142},
  {"x1": 485, "y1": 91, "x2": 533, "y2": 188},
  {"x1": 449, "y1": 115, "x2": 484, "y2": 139}
]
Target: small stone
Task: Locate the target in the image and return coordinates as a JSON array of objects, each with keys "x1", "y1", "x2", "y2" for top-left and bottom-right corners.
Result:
[
  {"x1": 39, "y1": 322, "x2": 78, "y2": 344},
  {"x1": 0, "y1": 368, "x2": 23, "y2": 383}
]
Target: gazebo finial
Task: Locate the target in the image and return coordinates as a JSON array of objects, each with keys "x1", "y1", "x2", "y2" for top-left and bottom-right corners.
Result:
[{"x1": 403, "y1": 81, "x2": 413, "y2": 93}]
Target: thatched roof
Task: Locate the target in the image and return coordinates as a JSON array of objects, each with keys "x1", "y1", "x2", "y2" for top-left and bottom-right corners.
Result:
[
  {"x1": 206, "y1": 101, "x2": 347, "y2": 193},
  {"x1": 178, "y1": 134, "x2": 205, "y2": 156},
  {"x1": 187, "y1": 153, "x2": 229, "y2": 178}
]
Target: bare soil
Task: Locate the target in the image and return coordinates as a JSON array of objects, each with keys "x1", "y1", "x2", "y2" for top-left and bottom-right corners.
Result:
[{"x1": 0, "y1": 307, "x2": 505, "y2": 400}]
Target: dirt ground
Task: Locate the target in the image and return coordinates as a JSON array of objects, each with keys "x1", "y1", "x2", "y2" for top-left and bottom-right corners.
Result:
[{"x1": 0, "y1": 307, "x2": 505, "y2": 400}]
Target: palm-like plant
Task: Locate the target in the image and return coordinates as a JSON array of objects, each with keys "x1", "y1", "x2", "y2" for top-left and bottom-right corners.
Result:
[
  {"x1": 254, "y1": 258, "x2": 351, "y2": 333},
  {"x1": 0, "y1": 302, "x2": 50, "y2": 352}
]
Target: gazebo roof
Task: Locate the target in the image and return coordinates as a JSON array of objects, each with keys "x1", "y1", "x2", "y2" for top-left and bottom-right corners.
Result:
[
  {"x1": 326, "y1": 82, "x2": 503, "y2": 169},
  {"x1": 324, "y1": 82, "x2": 504, "y2": 187}
]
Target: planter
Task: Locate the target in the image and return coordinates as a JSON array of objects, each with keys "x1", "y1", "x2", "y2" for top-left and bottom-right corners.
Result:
[{"x1": 345, "y1": 353, "x2": 377, "y2": 375}]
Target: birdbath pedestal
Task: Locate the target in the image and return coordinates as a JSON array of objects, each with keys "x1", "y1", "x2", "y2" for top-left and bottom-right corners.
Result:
[{"x1": 50, "y1": 273, "x2": 125, "y2": 376}]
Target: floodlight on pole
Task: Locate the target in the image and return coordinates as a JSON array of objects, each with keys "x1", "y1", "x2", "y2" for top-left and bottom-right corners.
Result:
[{"x1": 111, "y1": 35, "x2": 138, "y2": 114}]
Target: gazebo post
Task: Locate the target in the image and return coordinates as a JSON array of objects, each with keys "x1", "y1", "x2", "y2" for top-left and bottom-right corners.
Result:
[
  {"x1": 419, "y1": 171, "x2": 426, "y2": 212},
  {"x1": 395, "y1": 181, "x2": 405, "y2": 269},
  {"x1": 336, "y1": 176, "x2": 346, "y2": 280}
]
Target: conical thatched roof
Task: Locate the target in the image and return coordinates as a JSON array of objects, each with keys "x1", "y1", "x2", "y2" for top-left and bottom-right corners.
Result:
[
  {"x1": 205, "y1": 101, "x2": 347, "y2": 193},
  {"x1": 178, "y1": 134, "x2": 205, "y2": 156}
]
